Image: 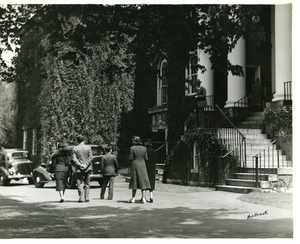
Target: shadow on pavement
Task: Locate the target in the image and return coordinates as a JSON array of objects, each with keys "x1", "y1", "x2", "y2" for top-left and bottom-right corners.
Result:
[{"x1": 0, "y1": 194, "x2": 293, "y2": 239}]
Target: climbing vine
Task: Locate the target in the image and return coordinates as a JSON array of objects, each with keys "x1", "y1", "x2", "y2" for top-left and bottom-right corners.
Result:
[
  {"x1": 16, "y1": 7, "x2": 135, "y2": 164},
  {"x1": 169, "y1": 130, "x2": 238, "y2": 186}
]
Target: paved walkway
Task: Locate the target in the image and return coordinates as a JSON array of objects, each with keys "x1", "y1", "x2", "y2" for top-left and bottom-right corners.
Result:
[{"x1": 0, "y1": 174, "x2": 293, "y2": 238}]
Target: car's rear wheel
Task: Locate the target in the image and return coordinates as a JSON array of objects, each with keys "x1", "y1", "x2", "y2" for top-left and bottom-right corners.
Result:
[
  {"x1": 33, "y1": 173, "x2": 45, "y2": 188},
  {"x1": 0, "y1": 171, "x2": 11, "y2": 186},
  {"x1": 66, "y1": 175, "x2": 77, "y2": 189}
]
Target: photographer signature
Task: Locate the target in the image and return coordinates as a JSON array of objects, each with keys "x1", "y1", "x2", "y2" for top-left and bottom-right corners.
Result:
[{"x1": 247, "y1": 210, "x2": 268, "y2": 220}]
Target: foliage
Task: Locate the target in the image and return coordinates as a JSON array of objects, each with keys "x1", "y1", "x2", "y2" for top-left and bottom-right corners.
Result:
[
  {"x1": 169, "y1": 129, "x2": 238, "y2": 186},
  {"x1": 0, "y1": 82, "x2": 17, "y2": 147},
  {"x1": 264, "y1": 106, "x2": 292, "y2": 137},
  {"x1": 15, "y1": 6, "x2": 135, "y2": 163},
  {"x1": 0, "y1": 4, "x2": 40, "y2": 83},
  {"x1": 268, "y1": 178, "x2": 293, "y2": 193}
]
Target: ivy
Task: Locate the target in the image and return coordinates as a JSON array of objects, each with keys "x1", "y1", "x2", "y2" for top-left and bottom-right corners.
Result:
[
  {"x1": 264, "y1": 106, "x2": 292, "y2": 138},
  {"x1": 169, "y1": 130, "x2": 238, "y2": 186}
]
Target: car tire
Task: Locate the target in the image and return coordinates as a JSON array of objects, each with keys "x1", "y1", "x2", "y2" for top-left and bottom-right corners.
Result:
[
  {"x1": 33, "y1": 172, "x2": 45, "y2": 188},
  {"x1": 28, "y1": 177, "x2": 34, "y2": 184},
  {"x1": 0, "y1": 171, "x2": 11, "y2": 186},
  {"x1": 66, "y1": 176, "x2": 77, "y2": 189}
]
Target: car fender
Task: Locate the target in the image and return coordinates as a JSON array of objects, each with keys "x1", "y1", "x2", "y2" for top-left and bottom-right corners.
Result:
[
  {"x1": 33, "y1": 167, "x2": 51, "y2": 181},
  {"x1": 0, "y1": 166, "x2": 9, "y2": 177}
]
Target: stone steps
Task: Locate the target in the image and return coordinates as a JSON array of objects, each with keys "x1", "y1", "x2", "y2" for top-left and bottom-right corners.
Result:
[{"x1": 216, "y1": 109, "x2": 291, "y2": 193}]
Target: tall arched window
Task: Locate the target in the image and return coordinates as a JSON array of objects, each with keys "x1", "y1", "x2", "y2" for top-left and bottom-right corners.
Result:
[
  {"x1": 157, "y1": 59, "x2": 168, "y2": 105},
  {"x1": 185, "y1": 55, "x2": 198, "y2": 95}
]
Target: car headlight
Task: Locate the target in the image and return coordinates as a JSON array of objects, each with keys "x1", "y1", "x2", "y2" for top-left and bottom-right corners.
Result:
[{"x1": 8, "y1": 167, "x2": 15, "y2": 175}]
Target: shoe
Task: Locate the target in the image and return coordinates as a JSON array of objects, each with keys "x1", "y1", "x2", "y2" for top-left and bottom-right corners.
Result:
[
  {"x1": 149, "y1": 198, "x2": 153, "y2": 203},
  {"x1": 141, "y1": 198, "x2": 146, "y2": 204},
  {"x1": 85, "y1": 200, "x2": 90, "y2": 202},
  {"x1": 128, "y1": 198, "x2": 135, "y2": 203},
  {"x1": 59, "y1": 199, "x2": 64, "y2": 203},
  {"x1": 78, "y1": 200, "x2": 84, "y2": 203}
]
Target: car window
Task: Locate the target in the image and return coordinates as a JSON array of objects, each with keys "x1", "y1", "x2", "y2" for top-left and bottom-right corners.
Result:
[
  {"x1": 12, "y1": 152, "x2": 28, "y2": 158},
  {"x1": 91, "y1": 147, "x2": 103, "y2": 156}
]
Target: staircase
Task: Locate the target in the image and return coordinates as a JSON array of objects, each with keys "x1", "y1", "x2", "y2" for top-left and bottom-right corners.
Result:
[{"x1": 215, "y1": 110, "x2": 292, "y2": 193}]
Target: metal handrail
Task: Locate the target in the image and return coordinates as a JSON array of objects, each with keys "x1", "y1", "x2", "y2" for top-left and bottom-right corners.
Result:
[
  {"x1": 216, "y1": 105, "x2": 245, "y2": 138},
  {"x1": 213, "y1": 105, "x2": 247, "y2": 166}
]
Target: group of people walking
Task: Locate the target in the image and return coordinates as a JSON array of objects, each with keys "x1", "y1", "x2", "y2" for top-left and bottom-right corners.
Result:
[{"x1": 51, "y1": 134, "x2": 156, "y2": 204}]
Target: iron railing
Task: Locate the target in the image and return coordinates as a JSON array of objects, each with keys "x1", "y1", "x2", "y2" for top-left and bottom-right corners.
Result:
[
  {"x1": 252, "y1": 136, "x2": 292, "y2": 187},
  {"x1": 214, "y1": 105, "x2": 247, "y2": 166},
  {"x1": 153, "y1": 141, "x2": 167, "y2": 165},
  {"x1": 233, "y1": 95, "x2": 255, "y2": 125}
]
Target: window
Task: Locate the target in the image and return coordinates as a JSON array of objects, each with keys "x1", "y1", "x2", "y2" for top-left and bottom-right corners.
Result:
[
  {"x1": 32, "y1": 128, "x2": 37, "y2": 155},
  {"x1": 193, "y1": 141, "x2": 200, "y2": 169},
  {"x1": 22, "y1": 128, "x2": 27, "y2": 150},
  {"x1": 157, "y1": 59, "x2": 168, "y2": 105},
  {"x1": 185, "y1": 55, "x2": 198, "y2": 95}
]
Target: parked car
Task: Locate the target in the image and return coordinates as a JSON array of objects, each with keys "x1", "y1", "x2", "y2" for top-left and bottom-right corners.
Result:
[
  {"x1": 0, "y1": 148, "x2": 34, "y2": 186},
  {"x1": 32, "y1": 144, "x2": 105, "y2": 188}
]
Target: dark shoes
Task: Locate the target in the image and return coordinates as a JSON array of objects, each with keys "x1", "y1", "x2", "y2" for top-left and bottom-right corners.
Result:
[
  {"x1": 149, "y1": 198, "x2": 154, "y2": 203},
  {"x1": 85, "y1": 200, "x2": 89, "y2": 202},
  {"x1": 78, "y1": 200, "x2": 84, "y2": 203},
  {"x1": 59, "y1": 199, "x2": 64, "y2": 203}
]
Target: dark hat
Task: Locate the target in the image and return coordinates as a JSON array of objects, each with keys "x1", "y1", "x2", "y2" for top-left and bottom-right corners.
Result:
[
  {"x1": 76, "y1": 134, "x2": 84, "y2": 143},
  {"x1": 145, "y1": 139, "x2": 152, "y2": 146},
  {"x1": 105, "y1": 145, "x2": 112, "y2": 153},
  {"x1": 132, "y1": 136, "x2": 142, "y2": 145}
]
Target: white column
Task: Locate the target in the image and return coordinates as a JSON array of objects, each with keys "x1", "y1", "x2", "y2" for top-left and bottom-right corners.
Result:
[
  {"x1": 272, "y1": 4, "x2": 292, "y2": 102},
  {"x1": 225, "y1": 37, "x2": 246, "y2": 107},
  {"x1": 198, "y1": 50, "x2": 214, "y2": 106}
]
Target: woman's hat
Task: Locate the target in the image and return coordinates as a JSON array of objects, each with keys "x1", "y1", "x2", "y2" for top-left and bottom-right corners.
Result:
[{"x1": 132, "y1": 136, "x2": 142, "y2": 145}]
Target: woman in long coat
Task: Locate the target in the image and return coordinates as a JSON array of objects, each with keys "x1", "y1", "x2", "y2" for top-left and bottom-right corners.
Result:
[
  {"x1": 145, "y1": 139, "x2": 157, "y2": 203},
  {"x1": 51, "y1": 142, "x2": 70, "y2": 203},
  {"x1": 128, "y1": 136, "x2": 150, "y2": 204}
]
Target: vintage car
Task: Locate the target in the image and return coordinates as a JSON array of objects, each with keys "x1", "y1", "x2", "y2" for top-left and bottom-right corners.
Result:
[
  {"x1": 0, "y1": 148, "x2": 34, "y2": 186},
  {"x1": 32, "y1": 144, "x2": 105, "y2": 188}
]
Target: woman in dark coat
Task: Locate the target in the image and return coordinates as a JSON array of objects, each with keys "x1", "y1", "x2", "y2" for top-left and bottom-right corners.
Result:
[
  {"x1": 51, "y1": 142, "x2": 70, "y2": 203},
  {"x1": 145, "y1": 139, "x2": 157, "y2": 203},
  {"x1": 128, "y1": 136, "x2": 150, "y2": 204}
]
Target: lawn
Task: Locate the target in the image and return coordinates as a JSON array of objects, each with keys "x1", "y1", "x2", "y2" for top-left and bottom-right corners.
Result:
[{"x1": 238, "y1": 191, "x2": 293, "y2": 210}]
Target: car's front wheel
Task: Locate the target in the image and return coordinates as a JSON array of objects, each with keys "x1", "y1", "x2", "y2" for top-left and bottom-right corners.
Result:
[
  {"x1": 33, "y1": 172, "x2": 45, "y2": 188},
  {"x1": 0, "y1": 171, "x2": 11, "y2": 186}
]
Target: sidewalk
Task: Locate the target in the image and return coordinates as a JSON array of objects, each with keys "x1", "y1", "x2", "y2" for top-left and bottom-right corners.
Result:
[{"x1": 2, "y1": 174, "x2": 293, "y2": 238}]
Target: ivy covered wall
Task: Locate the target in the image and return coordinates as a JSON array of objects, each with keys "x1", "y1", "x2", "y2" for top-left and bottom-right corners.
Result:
[{"x1": 15, "y1": 6, "x2": 135, "y2": 166}]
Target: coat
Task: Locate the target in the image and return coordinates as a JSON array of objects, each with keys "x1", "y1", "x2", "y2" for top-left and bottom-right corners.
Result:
[
  {"x1": 72, "y1": 142, "x2": 93, "y2": 172},
  {"x1": 102, "y1": 153, "x2": 119, "y2": 176},
  {"x1": 51, "y1": 149, "x2": 70, "y2": 172},
  {"x1": 129, "y1": 145, "x2": 151, "y2": 190},
  {"x1": 146, "y1": 146, "x2": 157, "y2": 191},
  {"x1": 195, "y1": 86, "x2": 207, "y2": 107}
]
